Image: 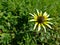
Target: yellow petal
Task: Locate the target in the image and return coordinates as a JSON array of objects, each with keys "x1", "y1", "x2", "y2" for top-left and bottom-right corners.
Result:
[
  {"x1": 43, "y1": 15, "x2": 48, "y2": 20},
  {"x1": 43, "y1": 12, "x2": 48, "y2": 16},
  {"x1": 39, "y1": 11, "x2": 42, "y2": 16},
  {"x1": 38, "y1": 24, "x2": 41, "y2": 31},
  {"x1": 34, "y1": 22, "x2": 38, "y2": 30},
  {"x1": 47, "y1": 14, "x2": 50, "y2": 17},
  {"x1": 29, "y1": 19, "x2": 36, "y2": 22},
  {"x1": 47, "y1": 22, "x2": 53, "y2": 25},
  {"x1": 46, "y1": 18, "x2": 53, "y2": 20},
  {"x1": 44, "y1": 23, "x2": 52, "y2": 29},
  {"x1": 29, "y1": 13, "x2": 34, "y2": 17},
  {"x1": 41, "y1": 24, "x2": 46, "y2": 32},
  {"x1": 36, "y1": 9, "x2": 39, "y2": 15},
  {"x1": 34, "y1": 13, "x2": 37, "y2": 20}
]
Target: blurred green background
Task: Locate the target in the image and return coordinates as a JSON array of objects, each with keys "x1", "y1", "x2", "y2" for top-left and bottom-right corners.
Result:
[{"x1": 0, "y1": 0, "x2": 60, "y2": 45}]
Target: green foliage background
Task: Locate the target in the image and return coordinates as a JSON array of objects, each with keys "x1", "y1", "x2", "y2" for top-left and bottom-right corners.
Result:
[{"x1": 0, "y1": 0, "x2": 60, "y2": 45}]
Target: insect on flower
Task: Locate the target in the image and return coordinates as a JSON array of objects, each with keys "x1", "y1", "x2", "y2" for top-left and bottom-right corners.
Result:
[{"x1": 29, "y1": 9, "x2": 53, "y2": 32}]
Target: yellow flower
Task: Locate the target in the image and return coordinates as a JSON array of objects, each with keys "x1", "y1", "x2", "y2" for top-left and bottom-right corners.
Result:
[{"x1": 29, "y1": 9, "x2": 53, "y2": 32}]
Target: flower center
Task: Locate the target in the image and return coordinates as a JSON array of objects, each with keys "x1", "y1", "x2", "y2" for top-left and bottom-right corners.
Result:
[{"x1": 37, "y1": 16, "x2": 45, "y2": 23}]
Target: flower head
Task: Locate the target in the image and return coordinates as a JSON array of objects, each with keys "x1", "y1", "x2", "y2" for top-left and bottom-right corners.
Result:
[{"x1": 29, "y1": 9, "x2": 53, "y2": 32}]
